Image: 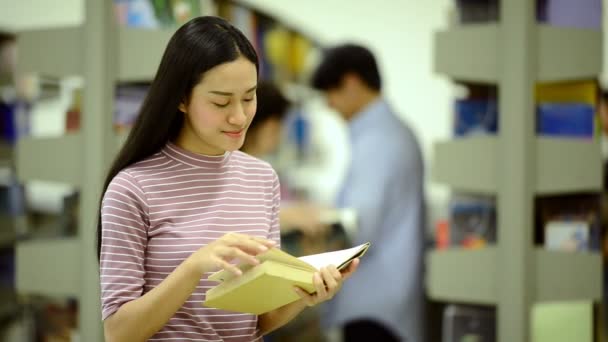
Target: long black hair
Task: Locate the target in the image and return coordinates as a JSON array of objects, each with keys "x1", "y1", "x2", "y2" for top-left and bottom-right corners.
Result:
[{"x1": 97, "y1": 16, "x2": 259, "y2": 259}]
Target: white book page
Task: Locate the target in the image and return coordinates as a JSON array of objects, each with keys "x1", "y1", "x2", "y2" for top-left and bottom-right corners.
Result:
[{"x1": 298, "y1": 243, "x2": 369, "y2": 270}]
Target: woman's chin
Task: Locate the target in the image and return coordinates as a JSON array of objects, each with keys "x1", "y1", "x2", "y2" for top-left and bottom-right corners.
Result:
[{"x1": 223, "y1": 140, "x2": 245, "y2": 152}]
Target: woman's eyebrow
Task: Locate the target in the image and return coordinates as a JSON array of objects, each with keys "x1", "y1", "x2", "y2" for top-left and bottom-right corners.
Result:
[{"x1": 208, "y1": 85, "x2": 257, "y2": 96}]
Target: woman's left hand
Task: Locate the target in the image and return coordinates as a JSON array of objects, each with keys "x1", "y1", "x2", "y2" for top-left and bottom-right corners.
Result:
[{"x1": 293, "y1": 258, "x2": 360, "y2": 307}]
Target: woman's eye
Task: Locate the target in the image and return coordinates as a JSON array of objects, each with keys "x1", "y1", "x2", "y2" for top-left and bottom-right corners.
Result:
[
  {"x1": 243, "y1": 98, "x2": 254, "y2": 102},
  {"x1": 213, "y1": 102, "x2": 230, "y2": 108}
]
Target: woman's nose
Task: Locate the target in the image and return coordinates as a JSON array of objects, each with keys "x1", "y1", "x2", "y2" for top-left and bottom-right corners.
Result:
[{"x1": 228, "y1": 105, "x2": 247, "y2": 126}]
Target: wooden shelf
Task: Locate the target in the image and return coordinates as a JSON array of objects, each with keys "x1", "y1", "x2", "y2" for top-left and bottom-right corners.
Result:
[
  {"x1": 537, "y1": 25, "x2": 603, "y2": 82},
  {"x1": 117, "y1": 27, "x2": 175, "y2": 82},
  {"x1": 434, "y1": 24, "x2": 602, "y2": 83},
  {"x1": 16, "y1": 134, "x2": 82, "y2": 187},
  {"x1": 432, "y1": 136, "x2": 601, "y2": 195},
  {"x1": 15, "y1": 132, "x2": 131, "y2": 187},
  {"x1": 16, "y1": 237, "x2": 80, "y2": 297},
  {"x1": 17, "y1": 26, "x2": 175, "y2": 82},
  {"x1": 535, "y1": 137, "x2": 602, "y2": 194},
  {"x1": 16, "y1": 27, "x2": 83, "y2": 78},
  {"x1": 432, "y1": 136, "x2": 497, "y2": 194},
  {"x1": 426, "y1": 247, "x2": 602, "y2": 304},
  {"x1": 426, "y1": 247, "x2": 497, "y2": 305},
  {"x1": 434, "y1": 24, "x2": 498, "y2": 83},
  {"x1": 535, "y1": 250, "x2": 602, "y2": 302}
]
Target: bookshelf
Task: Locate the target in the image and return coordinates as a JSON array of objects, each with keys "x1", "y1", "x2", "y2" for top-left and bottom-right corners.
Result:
[
  {"x1": 12, "y1": 1, "x2": 317, "y2": 341},
  {"x1": 428, "y1": 1, "x2": 603, "y2": 341}
]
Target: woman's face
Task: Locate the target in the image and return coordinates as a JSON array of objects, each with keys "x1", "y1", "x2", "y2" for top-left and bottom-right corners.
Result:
[{"x1": 177, "y1": 55, "x2": 258, "y2": 155}]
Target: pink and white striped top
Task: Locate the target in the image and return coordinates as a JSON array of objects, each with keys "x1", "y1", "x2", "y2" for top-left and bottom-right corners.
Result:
[{"x1": 100, "y1": 142, "x2": 281, "y2": 341}]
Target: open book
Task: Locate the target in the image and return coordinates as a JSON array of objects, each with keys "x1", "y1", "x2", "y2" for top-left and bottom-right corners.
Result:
[{"x1": 203, "y1": 242, "x2": 370, "y2": 314}]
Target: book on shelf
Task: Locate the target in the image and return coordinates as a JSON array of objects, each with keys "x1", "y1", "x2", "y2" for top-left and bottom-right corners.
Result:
[{"x1": 203, "y1": 242, "x2": 370, "y2": 314}]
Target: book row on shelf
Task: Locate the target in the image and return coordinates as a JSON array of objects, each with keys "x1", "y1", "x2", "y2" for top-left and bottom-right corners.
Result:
[
  {"x1": 452, "y1": 81, "x2": 599, "y2": 139},
  {"x1": 114, "y1": 0, "x2": 317, "y2": 84},
  {"x1": 456, "y1": 0, "x2": 603, "y2": 29}
]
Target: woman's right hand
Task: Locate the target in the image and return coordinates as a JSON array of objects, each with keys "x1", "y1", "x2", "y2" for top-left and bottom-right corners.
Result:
[{"x1": 188, "y1": 232, "x2": 277, "y2": 276}]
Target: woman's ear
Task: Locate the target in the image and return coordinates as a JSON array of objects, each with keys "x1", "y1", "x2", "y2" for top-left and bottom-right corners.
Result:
[{"x1": 178, "y1": 102, "x2": 187, "y2": 113}]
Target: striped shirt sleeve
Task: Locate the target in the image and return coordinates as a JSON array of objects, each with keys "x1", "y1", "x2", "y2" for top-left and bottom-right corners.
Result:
[
  {"x1": 99, "y1": 170, "x2": 149, "y2": 321},
  {"x1": 269, "y1": 170, "x2": 281, "y2": 247}
]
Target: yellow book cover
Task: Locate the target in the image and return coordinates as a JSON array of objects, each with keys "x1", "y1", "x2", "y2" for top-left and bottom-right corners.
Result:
[
  {"x1": 535, "y1": 80, "x2": 597, "y2": 105},
  {"x1": 203, "y1": 242, "x2": 370, "y2": 314}
]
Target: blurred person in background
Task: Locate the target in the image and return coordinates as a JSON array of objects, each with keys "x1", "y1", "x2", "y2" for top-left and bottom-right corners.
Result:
[
  {"x1": 311, "y1": 44, "x2": 425, "y2": 342},
  {"x1": 240, "y1": 81, "x2": 328, "y2": 239}
]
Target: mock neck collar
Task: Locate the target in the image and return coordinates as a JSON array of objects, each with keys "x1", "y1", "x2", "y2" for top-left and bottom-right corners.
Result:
[{"x1": 162, "y1": 142, "x2": 231, "y2": 168}]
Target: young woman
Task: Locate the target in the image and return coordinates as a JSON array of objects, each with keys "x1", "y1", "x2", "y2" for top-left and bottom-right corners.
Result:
[{"x1": 98, "y1": 16, "x2": 358, "y2": 342}]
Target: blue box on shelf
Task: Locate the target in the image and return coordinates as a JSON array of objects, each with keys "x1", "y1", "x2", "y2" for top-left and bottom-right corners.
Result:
[
  {"x1": 453, "y1": 99, "x2": 498, "y2": 137},
  {"x1": 537, "y1": 103, "x2": 594, "y2": 138},
  {"x1": 537, "y1": 0, "x2": 602, "y2": 29},
  {"x1": 449, "y1": 196, "x2": 496, "y2": 248}
]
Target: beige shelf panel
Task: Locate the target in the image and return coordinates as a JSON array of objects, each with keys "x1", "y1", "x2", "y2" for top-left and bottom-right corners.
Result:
[
  {"x1": 427, "y1": 247, "x2": 602, "y2": 304},
  {"x1": 16, "y1": 134, "x2": 82, "y2": 187},
  {"x1": 434, "y1": 24, "x2": 602, "y2": 83},
  {"x1": 15, "y1": 132, "x2": 130, "y2": 187},
  {"x1": 432, "y1": 136, "x2": 497, "y2": 194},
  {"x1": 427, "y1": 247, "x2": 497, "y2": 304},
  {"x1": 17, "y1": 26, "x2": 175, "y2": 82},
  {"x1": 16, "y1": 27, "x2": 83, "y2": 78},
  {"x1": 16, "y1": 237, "x2": 80, "y2": 297},
  {"x1": 117, "y1": 27, "x2": 175, "y2": 82},
  {"x1": 432, "y1": 136, "x2": 601, "y2": 195},
  {"x1": 535, "y1": 250, "x2": 602, "y2": 302}
]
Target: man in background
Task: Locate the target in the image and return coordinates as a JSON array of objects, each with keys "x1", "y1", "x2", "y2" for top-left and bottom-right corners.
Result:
[
  {"x1": 311, "y1": 44, "x2": 425, "y2": 342},
  {"x1": 240, "y1": 81, "x2": 329, "y2": 238}
]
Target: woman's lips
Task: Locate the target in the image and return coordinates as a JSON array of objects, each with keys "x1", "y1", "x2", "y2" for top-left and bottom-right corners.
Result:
[{"x1": 224, "y1": 129, "x2": 243, "y2": 138}]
